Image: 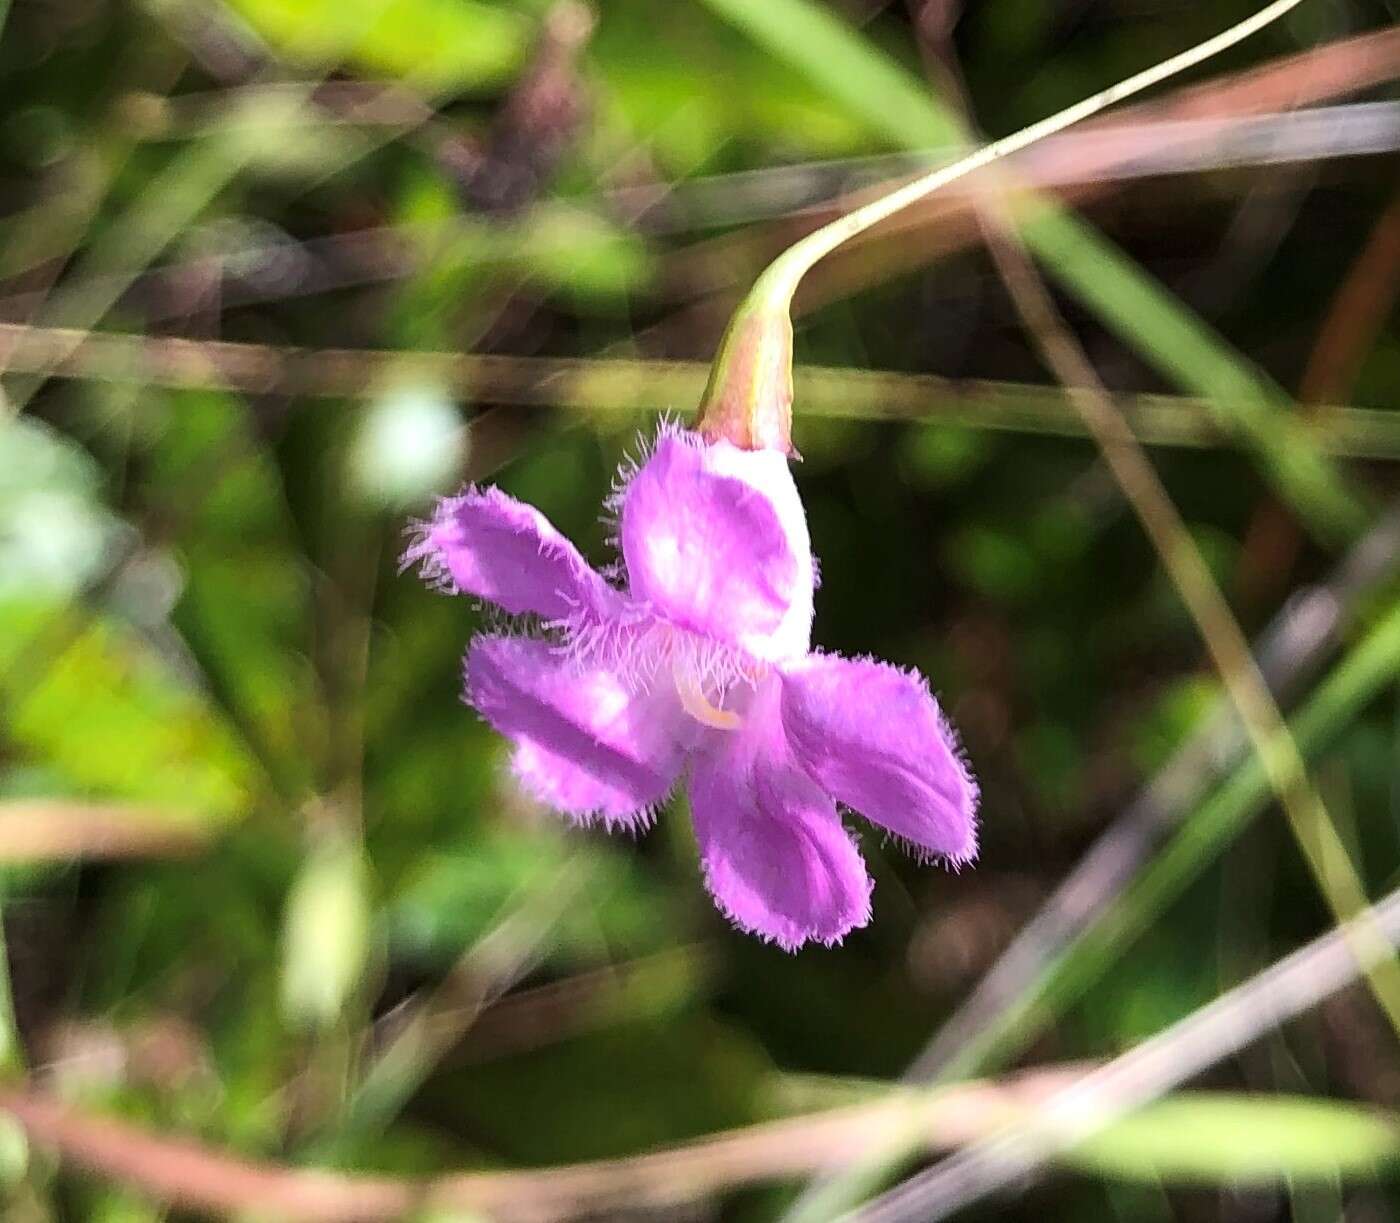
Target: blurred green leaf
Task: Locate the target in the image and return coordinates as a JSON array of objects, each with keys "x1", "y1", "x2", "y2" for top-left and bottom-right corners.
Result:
[
  {"x1": 0, "y1": 599, "x2": 260, "y2": 826},
  {"x1": 1067, "y1": 1094, "x2": 1400, "y2": 1184},
  {"x1": 898, "y1": 424, "x2": 990, "y2": 489},
  {"x1": 946, "y1": 523, "x2": 1036, "y2": 604},
  {"x1": 0, "y1": 1113, "x2": 27, "y2": 1188},
  {"x1": 685, "y1": 0, "x2": 961, "y2": 149},
  {"x1": 280, "y1": 832, "x2": 374, "y2": 1029},
  {"x1": 387, "y1": 824, "x2": 685, "y2": 966},
  {"x1": 439, "y1": 207, "x2": 655, "y2": 305},
  {"x1": 78, "y1": 1192, "x2": 166, "y2": 1223},
  {"x1": 1129, "y1": 675, "x2": 1219, "y2": 775},
  {"x1": 592, "y1": 0, "x2": 872, "y2": 174},
  {"x1": 221, "y1": 0, "x2": 530, "y2": 91},
  {"x1": 420, "y1": 1014, "x2": 774, "y2": 1162}
]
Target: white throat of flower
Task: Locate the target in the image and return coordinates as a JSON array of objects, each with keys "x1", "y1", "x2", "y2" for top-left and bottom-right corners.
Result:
[{"x1": 563, "y1": 609, "x2": 760, "y2": 733}]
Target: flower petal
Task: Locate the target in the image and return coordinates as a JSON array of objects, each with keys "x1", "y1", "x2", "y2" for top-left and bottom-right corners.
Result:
[
  {"x1": 618, "y1": 430, "x2": 813, "y2": 662},
  {"x1": 405, "y1": 487, "x2": 614, "y2": 621},
  {"x1": 468, "y1": 635, "x2": 690, "y2": 827},
  {"x1": 688, "y1": 680, "x2": 872, "y2": 950},
  {"x1": 779, "y1": 655, "x2": 978, "y2": 863}
]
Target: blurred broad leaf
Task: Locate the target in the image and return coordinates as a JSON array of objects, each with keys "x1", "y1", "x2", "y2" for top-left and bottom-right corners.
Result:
[
  {"x1": 0, "y1": 393, "x2": 263, "y2": 836},
  {"x1": 1067, "y1": 1094, "x2": 1400, "y2": 1184},
  {"x1": 592, "y1": 0, "x2": 871, "y2": 173},
  {"x1": 688, "y1": 0, "x2": 961, "y2": 149},
  {"x1": 280, "y1": 832, "x2": 374, "y2": 1029},
  {"x1": 220, "y1": 0, "x2": 530, "y2": 91},
  {"x1": 0, "y1": 1113, "x2": 27, "y2": 1188},
  {"x1": 141, "y1": 390, "x2": 320, "y2": 798},
  {"x1": 0, "y1": 599, "x2": 259, "y2": 827},
  {"x1": 387, "y1": 823, "x2": 685, "y2": 965}
]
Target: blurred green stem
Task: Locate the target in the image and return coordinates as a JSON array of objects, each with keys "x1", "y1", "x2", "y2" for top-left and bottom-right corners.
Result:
[
  {"x1": 951, "y1": 595, "x2": 1400, "y2": 1079},
  {"x1": 307, "y1": 858, "x2": 589, "y2": 1159},
  {"x1": 977, "y1": 195, "x2": 1400, "y2": 1025},
  {"x1": 0, "y1": 906, "x2": 20, "y2": 1077}
]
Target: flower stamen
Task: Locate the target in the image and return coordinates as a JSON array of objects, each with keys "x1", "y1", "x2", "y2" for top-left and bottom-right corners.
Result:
[{"x1": 673, "y1": 663, "x2": 742, "y2": 731}]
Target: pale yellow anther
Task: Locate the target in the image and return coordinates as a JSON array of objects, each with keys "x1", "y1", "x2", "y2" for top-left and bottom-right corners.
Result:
[{"x1": 674, "y1": 665, "x2": 742, "y2": 731}]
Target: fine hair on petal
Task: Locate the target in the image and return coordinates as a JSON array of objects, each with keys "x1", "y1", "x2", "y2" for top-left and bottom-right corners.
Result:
[
  {"x1": 399, "y1": 507, "x2": 458, "y2": 593},
  {"x1": 600, "y1": 414, "x2": 689, "y2": 560}
]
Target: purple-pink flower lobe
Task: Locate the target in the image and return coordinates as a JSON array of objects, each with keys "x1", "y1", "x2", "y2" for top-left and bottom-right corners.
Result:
[{"x1": 404, "y1": 426, "x2": 978, "y2": 950}]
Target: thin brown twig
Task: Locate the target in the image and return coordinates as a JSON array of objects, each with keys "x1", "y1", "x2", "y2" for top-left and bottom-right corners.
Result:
[
  {"x1": 1300, "y1": 190, "x2": 1400, "y2": 405},
  {"x1": 0, "y1": 1066, "x2": 1081, "y2": 1222},
  {"x1": 1, "y1": 321, "x2": 1399, "y2": 456},
  {"x1": 1236, "y1": 189, "x2": 1400, "y2": 602},
  {"x1": 863, "y1": 883, "x2": 1400, "y2": 1221},
  {"x1": 0, "y1": 803, "x2": 211, "y2": 863}
]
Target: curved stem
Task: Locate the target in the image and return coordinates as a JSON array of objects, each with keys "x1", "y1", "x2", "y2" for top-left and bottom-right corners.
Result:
[{"x1": 755, "y1": 0, "x2": 1309, "y2": 309}]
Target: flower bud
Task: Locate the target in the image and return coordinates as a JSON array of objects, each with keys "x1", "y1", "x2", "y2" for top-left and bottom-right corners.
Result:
[{"x1": 694, "y1": 301, "x2": 795, "y2": 455}]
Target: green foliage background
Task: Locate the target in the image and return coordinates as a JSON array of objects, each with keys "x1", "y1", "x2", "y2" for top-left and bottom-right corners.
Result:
[{"x1": 0, "y1": 0, "x2": 1398, "y2": 1218}]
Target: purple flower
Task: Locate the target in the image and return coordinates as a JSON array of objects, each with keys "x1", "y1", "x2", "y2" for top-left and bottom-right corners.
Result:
[{"x1": 405, "y1": 426, "x2": 977, "y2": 950}]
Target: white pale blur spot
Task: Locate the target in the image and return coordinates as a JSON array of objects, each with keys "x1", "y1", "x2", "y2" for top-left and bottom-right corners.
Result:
[
  {"x1": 348, "y1": 384, "x2": 465, "y2": 509},
  {"x1": 0, "y1": 417, "x2": 128, "y2": 597}
]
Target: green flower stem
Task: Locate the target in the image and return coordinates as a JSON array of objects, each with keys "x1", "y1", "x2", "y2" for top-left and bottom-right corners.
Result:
[{"x1": 750, "y1": 0, "x2": 1310, "y2": 314}]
